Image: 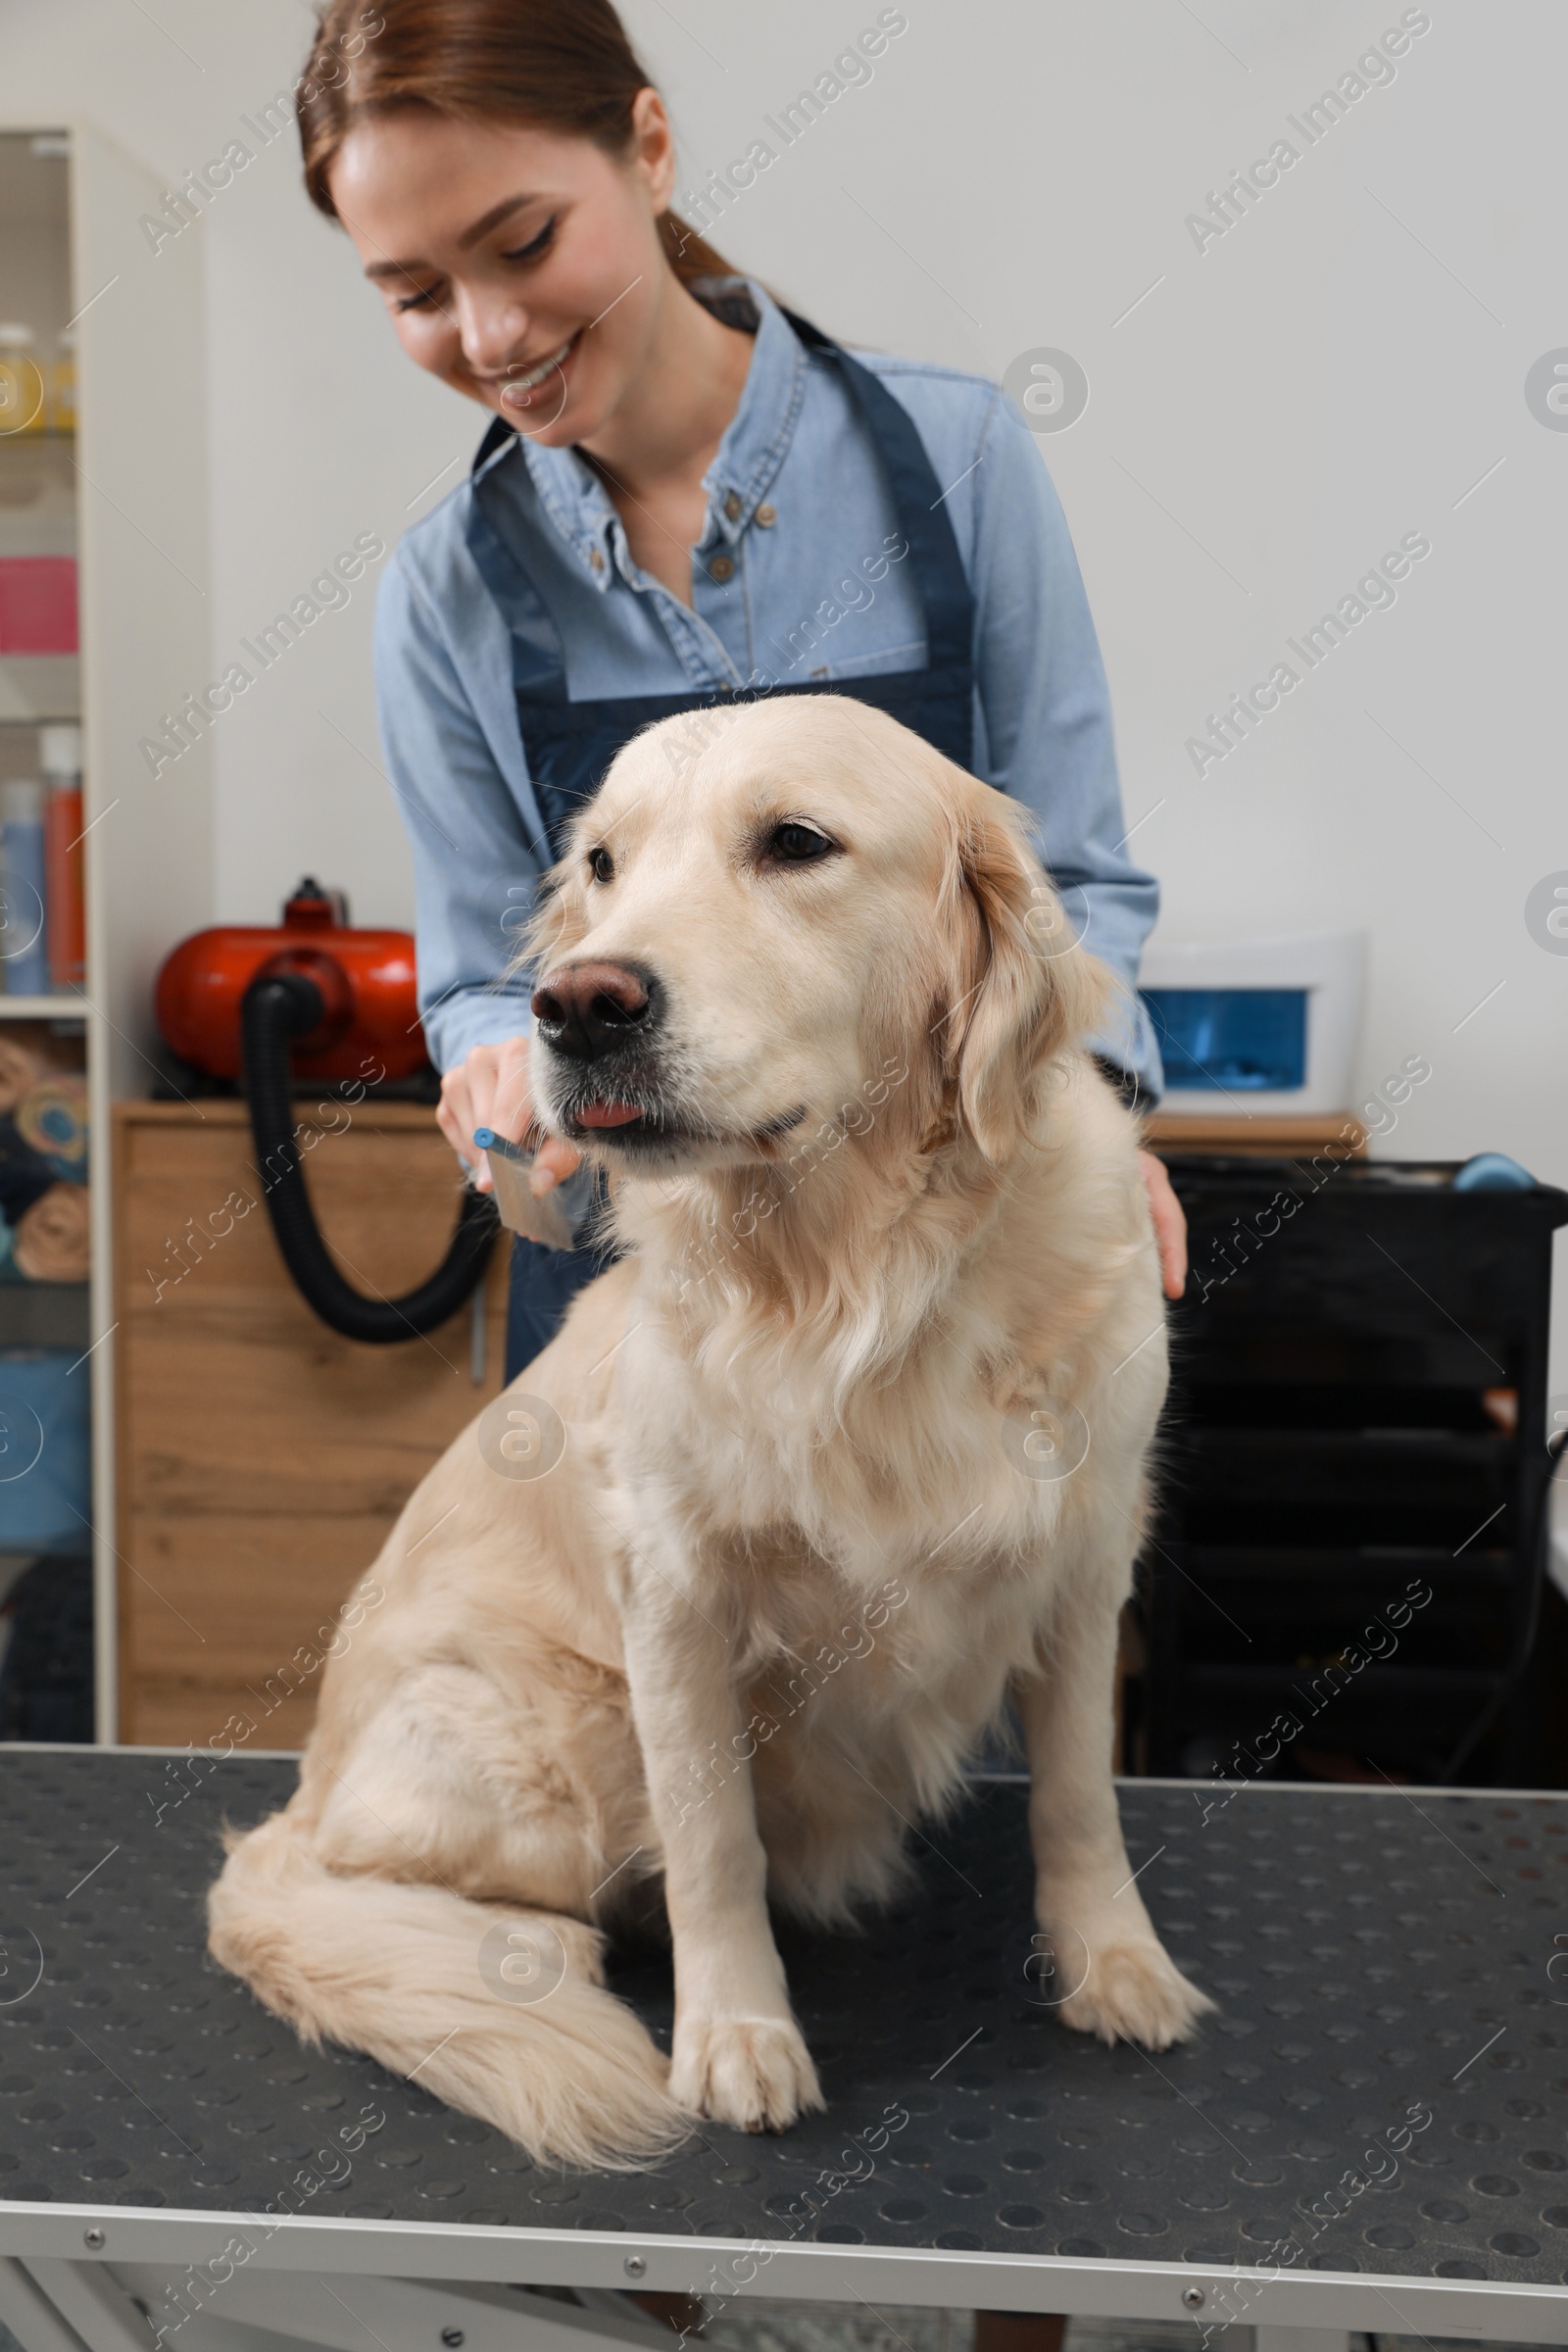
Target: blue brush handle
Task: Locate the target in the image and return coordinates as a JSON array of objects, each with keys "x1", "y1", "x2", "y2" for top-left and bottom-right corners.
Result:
[{"x1": 471, "y1": 1126, "x2": 531, "y2": 1163}]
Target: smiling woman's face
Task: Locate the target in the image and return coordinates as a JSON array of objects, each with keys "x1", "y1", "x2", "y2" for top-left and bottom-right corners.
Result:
[{"x1": 327, "y1": 93, "x2": 675, "y2": 447}]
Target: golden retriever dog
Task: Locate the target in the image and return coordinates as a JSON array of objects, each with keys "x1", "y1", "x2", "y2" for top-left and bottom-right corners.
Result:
[{"x1": 209, "y1": 695, "x2": 1212, "y2": 2170}]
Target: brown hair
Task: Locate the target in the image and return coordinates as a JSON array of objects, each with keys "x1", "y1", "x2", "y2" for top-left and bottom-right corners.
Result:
[{"x1": 297, "y1": 0, "x2": 736, "y2": 288}]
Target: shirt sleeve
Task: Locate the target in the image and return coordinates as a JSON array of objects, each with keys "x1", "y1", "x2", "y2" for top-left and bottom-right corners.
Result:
[
  {"x1": 373, "y1": 549, "x2": 542, "y2": 1074},
  {"x1": 966, "y1": 391, "x2": 1164, "y2": 1102}
]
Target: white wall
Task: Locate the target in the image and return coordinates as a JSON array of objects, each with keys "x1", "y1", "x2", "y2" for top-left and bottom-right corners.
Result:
[
  {"x1": 5, "y1": 0, "x2": 461, "y2": 932},
  {"x1": 5, "y1": 0, "x2": 1565, "y2": 1366}
]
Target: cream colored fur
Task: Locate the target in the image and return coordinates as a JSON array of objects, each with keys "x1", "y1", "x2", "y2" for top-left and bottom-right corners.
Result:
[{"x1": 208, "y1": 696, "x2": 1213, "y2": 2169}]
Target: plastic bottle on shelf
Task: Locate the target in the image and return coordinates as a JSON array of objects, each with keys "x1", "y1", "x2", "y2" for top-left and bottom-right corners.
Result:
[
  {"x1": 0, "y1": 780, "x2": 51, "y2": 997},
  {"x1": 0, "y1": 324, "x2": 44, "y2": 437},
  {"x1": 49, "y1": 328, "x2": 75, "y2": 436},
  {"x1": 41, "y1": 725, "x2": 84, "y2": 990}
]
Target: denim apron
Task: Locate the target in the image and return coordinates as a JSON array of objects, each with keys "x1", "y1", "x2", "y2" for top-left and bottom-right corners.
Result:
[{"x1": 464, "y1": 311, "x2": 977, "y2": 1382}]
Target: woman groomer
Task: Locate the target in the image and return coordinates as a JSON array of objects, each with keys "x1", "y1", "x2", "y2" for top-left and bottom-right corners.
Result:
[{"x1": 297, "y1": 0, "x2": 1187, "y2": 1383}]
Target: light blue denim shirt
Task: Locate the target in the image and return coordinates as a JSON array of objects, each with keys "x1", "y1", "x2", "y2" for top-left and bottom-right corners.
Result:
[{"x1": 373, "y1": 277, "x2": 1163, "y2": 1096}]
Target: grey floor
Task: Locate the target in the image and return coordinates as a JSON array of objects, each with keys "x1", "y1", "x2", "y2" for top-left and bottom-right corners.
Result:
[
  {"x1": 704, "y1": 2312, "x2": 1528, "y2": 2352},
  {"x1": 0, "y1": 2306, "x2": 1457, "y2": 2352},
  {"x1": 702, "y1": 2294, "x2": 969, "y2": 2352},
  {"x1": 0, "y1": 2294, "x2": 1538, "y2": 2352}
]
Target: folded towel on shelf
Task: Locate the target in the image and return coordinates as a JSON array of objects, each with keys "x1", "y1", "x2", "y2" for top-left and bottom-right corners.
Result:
[
  {"x1": 0, "y1": 1058, "x2": 89, "y2": 1285},
  {"x1": 9, "y1": 1179, "x2": 88, "y2": 1282}
]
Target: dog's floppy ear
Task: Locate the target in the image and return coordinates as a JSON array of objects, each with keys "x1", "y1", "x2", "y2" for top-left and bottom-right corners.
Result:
[{"x1": 939, "y1": 785, "x2": 1109, "y2": 1162}]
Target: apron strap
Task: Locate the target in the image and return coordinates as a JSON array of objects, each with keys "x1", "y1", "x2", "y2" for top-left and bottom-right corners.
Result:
[
  {"x1": 471, "y1": 411, "x2": 517, "y2": 476},
  {"x1": 777, "y1": 308, "x2": 973, "y2": 680},
  {"x1": 465, "y1": 436, "x2": 571, "y2": 706}
]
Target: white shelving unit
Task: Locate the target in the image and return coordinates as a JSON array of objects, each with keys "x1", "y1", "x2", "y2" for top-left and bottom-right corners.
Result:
[
  {"x1": 1, "y1": 117, "x2": 213, "y2": 1740},
  {"x1": 0, "y1": 994, "x2": 86, "y2": 1016}
]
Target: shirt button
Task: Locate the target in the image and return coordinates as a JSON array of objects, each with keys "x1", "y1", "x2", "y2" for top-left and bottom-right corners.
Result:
[
  {"x1": 755, "y1": 503, "x2": 777, "y2": 527},
  {"x1": 709, "y1": 554, "x2": 735, "y2": 582},
  {"x1": 723, "y1": 491, "x2": 743, "y2": 523},
  {"x1": 588, "y1": 547, "x2": 605, "y2": 573}
]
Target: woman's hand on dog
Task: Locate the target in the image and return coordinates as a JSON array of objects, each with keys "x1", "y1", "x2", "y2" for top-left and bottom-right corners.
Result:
[
  {"x1": 1138, "y1": 1150, "x2": 1188, "y2": 1299},
  {"x1": 438, "y1": 1036, "x2": 583, "y2": 1199}
]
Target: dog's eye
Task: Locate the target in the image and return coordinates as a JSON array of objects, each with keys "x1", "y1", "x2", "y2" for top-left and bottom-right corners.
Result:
[
  {"x1": 588, "y1": 846, "x2": 614, "y2": 884},
  {"x1": 762, "y1": 820, "x2": 837, "y2": 865}
]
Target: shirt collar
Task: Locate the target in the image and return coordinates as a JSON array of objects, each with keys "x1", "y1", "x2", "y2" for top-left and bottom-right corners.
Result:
[
  {"x1": 695, "y1": 277, "x2": 806, "y2": 546},
  {"x1": 477, "y1": 277, "x2": 806, "y2": 592}
]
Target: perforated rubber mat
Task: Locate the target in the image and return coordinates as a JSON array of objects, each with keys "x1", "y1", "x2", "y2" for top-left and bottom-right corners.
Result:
[{"x1": 1, "y1": 1753, "x2": 1565, "y2": 2286}]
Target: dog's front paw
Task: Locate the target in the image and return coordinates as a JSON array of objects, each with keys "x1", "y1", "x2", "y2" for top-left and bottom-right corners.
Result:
[
  {"x1": 1055, "y1": 1935, "x2": 1215, "y2": 2051},
  {"x1": 670, "y1": 2015, "x2": 824, "y2": 2132}
]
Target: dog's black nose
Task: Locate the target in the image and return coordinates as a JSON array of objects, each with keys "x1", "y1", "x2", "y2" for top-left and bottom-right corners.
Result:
[{"x1": 531, "y1": 961, "x2": 655, "y2": 1062}]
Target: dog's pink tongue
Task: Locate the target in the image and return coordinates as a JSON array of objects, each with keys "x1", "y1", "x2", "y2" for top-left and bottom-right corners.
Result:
[{"x1": 577, "y1": 1101, "x2": 644, "y2": 1129}]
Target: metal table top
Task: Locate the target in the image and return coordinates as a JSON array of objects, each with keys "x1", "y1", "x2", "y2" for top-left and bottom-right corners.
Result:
[{"x1": 1, "y1": 1749, "x2": 1566, "y2": 2340}]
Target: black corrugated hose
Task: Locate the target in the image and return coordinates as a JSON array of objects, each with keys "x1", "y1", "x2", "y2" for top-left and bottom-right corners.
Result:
[{"x1": 241, "y1": 971, "x2": 496, "y2": 1344}]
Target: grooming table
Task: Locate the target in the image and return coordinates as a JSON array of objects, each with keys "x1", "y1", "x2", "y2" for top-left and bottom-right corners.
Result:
[{"x1": 1, "y1": 1751, "x2": 1565, "y2": 2352}]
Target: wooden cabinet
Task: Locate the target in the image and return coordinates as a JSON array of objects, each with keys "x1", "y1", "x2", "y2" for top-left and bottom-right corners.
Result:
[
  {"x1": 113, "y1": 1101, "x2": 511, "y2": 1748},
  {"x1": 1145, "y1": 1112, "x2": 1367, "y2": 1158}
]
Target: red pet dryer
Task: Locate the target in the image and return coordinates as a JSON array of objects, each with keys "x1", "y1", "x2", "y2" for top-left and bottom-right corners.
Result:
[{"x1": 155, "y1": 881, "x2": 494, "y2": 1342}]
